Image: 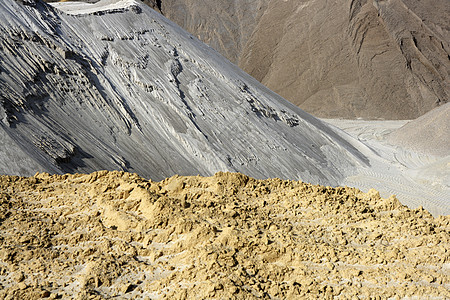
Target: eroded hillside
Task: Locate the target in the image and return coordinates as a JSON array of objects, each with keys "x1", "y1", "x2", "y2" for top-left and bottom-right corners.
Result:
[
  {"x1": 0, "y1": 171, "x2": 448, "y2": 299},
  {"x1": 159, "y1": 0, "x2": 450, "y2": 119}
]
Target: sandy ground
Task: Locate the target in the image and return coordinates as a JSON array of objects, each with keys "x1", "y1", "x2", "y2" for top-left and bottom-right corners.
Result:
[
  {"x1": 324, "y1": 119, "x2": 450, "y2": 216},
  {"x1": 0, "y1": 171, "x2": 448, "y2": 299}
]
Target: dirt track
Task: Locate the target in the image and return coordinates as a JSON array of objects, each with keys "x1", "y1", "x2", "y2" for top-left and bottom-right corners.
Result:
[{"x1": 0, "y1": 171, "x2": 448, "y2": 299}]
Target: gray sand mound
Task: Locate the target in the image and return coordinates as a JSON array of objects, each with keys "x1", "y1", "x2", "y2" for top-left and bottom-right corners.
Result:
[{"x1": 388, "y1": 103, "x2": 450, "y2": 157}]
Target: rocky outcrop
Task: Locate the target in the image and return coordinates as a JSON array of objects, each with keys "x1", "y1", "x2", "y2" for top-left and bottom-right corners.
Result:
[{"x1": 158, "y1": 0, "x2": 449, "y2": 119}]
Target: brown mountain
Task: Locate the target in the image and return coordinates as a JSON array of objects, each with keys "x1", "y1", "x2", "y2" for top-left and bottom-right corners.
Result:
[
  {"x1": 160, "y1": 0, "x2": 266, "y2": 65},
  {"x1": 160, "y1": 0, "x2": 449, "y2": 119}
]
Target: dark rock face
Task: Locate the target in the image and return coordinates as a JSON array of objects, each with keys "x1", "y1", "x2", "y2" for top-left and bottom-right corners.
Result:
[
  {"x1": 138, "y1": 0, "x2": 161, "y2": 12},
  {"x1": 157, "y1": 0, "x2": 449, "y2": 119}
]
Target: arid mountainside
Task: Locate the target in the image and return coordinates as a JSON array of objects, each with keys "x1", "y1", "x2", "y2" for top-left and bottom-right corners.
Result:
[
  {"x1": 159, "y1": 0, "x2": 266, "y2": 65},
  {"x1": 159, "y1": 0, "x2": 449, "y2": 119},
  {"x1": 0, "y1": 171, "x2": 448, "y2": 299}
]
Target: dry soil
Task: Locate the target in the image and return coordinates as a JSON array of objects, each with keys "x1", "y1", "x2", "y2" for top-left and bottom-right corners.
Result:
[{"x1": 0, "y1": 171, "x2": 448, "y2": 299}]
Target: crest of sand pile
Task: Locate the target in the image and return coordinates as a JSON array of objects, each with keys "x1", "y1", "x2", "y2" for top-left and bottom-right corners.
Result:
[
  {"x1": 0, "y1": 171, "x2": 448, "y2": 299},
  {"x1": 388, "y1": 103, "x2": 450, "y2": 157}
]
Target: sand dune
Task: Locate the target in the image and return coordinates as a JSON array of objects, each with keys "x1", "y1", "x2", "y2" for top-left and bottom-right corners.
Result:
[
  {"x1": 388, "y1": 103, "x2": 450, "y2": 157},
  {"x1": 324, "y1": 118, "x2": 450, "y2": 216}
]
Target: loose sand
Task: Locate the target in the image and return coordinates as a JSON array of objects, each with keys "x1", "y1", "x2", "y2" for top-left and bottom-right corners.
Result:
[
  {"x1": 324, "y1": 118, "x2": 449, "y2": 216},
  {"x1": 0, "y1": 171, "x2": 448, "y2": 299},
  {"x1": 388, "y1": 103, "x2": 450, "y2": 157}
]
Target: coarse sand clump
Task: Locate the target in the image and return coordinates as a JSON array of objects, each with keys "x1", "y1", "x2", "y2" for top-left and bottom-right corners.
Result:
[{"x1": 0, "y1": 171, "x2": 448, "y2": 299}]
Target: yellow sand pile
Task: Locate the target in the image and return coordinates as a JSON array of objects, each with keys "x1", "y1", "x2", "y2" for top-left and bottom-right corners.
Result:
[{"x1": 0, "y1": 171, "x2": 448, "y2": 299}]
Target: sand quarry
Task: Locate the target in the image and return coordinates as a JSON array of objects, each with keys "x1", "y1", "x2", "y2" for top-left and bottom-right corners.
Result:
[{"x1": 0, "y1": 171, "x2": 448, "y2": 299}]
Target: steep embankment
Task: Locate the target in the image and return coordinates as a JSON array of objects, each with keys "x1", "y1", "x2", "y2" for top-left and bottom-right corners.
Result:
[
  {"x1": 159, "y1": 0, "x2": 449, "y2": 119},
  {"x1": 0, "y1": 171, "x2": 448, "y2": 299},
  {"x1": 0, "y1": 0, "x2": 368, "y2": 186}
]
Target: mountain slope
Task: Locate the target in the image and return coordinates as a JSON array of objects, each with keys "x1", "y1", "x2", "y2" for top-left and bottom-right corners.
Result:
[
  {"x1": 158, "y1": 0, "x2": 449, "y2": 119},
  {"x1": 159, "y1": 0, "x2": 266, "y2": 65}
]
